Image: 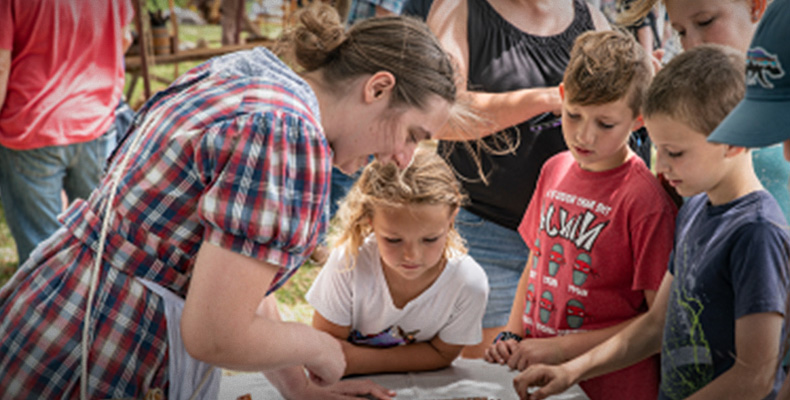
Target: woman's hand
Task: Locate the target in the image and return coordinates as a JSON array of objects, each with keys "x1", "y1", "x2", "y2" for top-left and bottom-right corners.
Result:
[
  {"x1": 327, "y1": 379, "x2": 397, "y2": 400},
  {"x1": 513, "y1": 363, "x2": 574, "y2": 400},
  {"x1": 303, "y1": 330, "x2": 346, "y2": 386},
  {"x1": 286, "y1": 378, "x2": 397, "y2": 400}
]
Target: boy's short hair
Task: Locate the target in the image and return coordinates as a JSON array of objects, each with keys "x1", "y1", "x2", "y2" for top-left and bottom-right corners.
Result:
[
  {"x1": 563, "y1": 29, "x2": 652, "y2": 116},
  {"x1": 645, "y1": 45, "x2": 746, "y2": 137}
]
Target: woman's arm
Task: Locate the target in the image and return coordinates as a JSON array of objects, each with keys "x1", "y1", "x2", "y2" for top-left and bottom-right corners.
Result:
[
  {"x1": 181, "y1": 241, "x2": 345, "y2": 385},
  {"x1": 426, "y1": 0, "x2": 561, "y2": 141},
  {"x1": 685, "y1": 312, "x2": 784, "y2": 400},
  {"x1": 513, "y1": 272, "x2": 672, "y2": 400},
  {"x1": 426, "y1": 0, "x2": 611, "y2": 141}
]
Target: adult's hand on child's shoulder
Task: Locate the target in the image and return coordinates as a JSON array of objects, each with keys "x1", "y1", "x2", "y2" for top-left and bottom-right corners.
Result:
[{"x1": 513, "y1": 363, "x2": 574, "y2": 400}]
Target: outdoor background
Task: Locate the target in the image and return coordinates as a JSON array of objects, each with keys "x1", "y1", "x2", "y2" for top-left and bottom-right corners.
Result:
[{"x1": 0, "y1": 0, "x2": 319, "y2": 325}]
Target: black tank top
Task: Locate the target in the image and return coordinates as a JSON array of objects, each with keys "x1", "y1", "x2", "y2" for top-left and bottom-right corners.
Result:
[{"x1": 438, "y1": 0, "x2": 595, "y2": 230}]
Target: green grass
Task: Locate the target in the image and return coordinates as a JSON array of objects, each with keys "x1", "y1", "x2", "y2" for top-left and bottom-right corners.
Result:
[{"x1": 0, "y1": 203, "x2": 18, "y2": 285}]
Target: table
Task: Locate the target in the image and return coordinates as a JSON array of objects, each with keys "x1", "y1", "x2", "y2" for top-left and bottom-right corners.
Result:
[{"x1": 218, "y1": 358, "x2": 590, "y2": 400}]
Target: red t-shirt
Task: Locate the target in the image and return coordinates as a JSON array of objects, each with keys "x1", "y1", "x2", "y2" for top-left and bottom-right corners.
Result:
[
  {"x1": 0, "y1": 0, "x2": 133, "y2": 150},
  {"x1": 518, "y1": 151, "x2": 677, "y2": 400}
]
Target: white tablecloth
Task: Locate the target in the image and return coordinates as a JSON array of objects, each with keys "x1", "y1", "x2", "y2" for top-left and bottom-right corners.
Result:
[{"x1": 218, "y1": 358, "x2": 590, "y2": 400}]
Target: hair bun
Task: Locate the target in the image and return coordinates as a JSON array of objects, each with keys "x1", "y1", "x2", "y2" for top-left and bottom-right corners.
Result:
[{"x1": 290, "y1": 4, "x2": 347, "y2": 71}]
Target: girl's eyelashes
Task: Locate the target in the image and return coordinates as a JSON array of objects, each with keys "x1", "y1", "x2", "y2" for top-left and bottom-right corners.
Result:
[
  {"x1": 383, "y1": 236, "x2": 442, "y2": 244},
  {"x1": 696, "y1": 17, "x2": 714, "y2": 27}
]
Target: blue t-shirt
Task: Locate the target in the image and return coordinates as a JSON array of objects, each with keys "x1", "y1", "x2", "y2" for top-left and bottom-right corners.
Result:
[{"x1": 660, "y1": 191, "x2": 790, "y2": 400}]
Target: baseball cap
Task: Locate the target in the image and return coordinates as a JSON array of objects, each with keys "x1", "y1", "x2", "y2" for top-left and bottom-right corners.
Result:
[{"x1": 708, "y1": 0, "x2": 790, "y2": 147}]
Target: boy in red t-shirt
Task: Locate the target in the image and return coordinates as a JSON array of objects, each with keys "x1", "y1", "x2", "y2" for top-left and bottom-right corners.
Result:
[{"x1": 484, "y1": 30, "x2": 677, "y2": 400}]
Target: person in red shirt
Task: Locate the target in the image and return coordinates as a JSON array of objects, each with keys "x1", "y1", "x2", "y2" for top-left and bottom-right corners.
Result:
[{"x1": 0, "y1": 0, "x2": 134, "y2": 263}]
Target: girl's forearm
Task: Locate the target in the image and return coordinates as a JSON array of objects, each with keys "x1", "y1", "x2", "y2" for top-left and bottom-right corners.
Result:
[{"x1": 344, "y1": 341, "x2": 460, "y2": 376}]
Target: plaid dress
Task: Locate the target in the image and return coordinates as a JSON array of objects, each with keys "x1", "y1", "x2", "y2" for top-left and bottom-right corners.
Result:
[{"x1": 0, "y1": 48, "x2": 331, "y2": 399}]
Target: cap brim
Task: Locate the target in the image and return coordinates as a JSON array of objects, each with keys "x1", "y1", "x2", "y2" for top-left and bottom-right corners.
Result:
[{"x1": 708, "y1": 97, "x2": 790, "y2": 147}]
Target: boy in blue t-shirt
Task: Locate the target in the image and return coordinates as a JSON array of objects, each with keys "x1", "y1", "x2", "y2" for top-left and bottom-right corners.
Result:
[
  {"x1": 705, "y1": 1, "x2": 790, "y2": 397},
  {"x1": 512, "y1": 44, "x2": 790, "y2": 400}
]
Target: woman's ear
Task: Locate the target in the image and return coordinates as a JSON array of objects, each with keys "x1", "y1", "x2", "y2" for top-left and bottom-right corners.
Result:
[
  {"x1": 363, "y1": 71, "x2": 396, "y2": 104},
  {"x1": 751, "y1": 0, "x2": 768, "y2": 22},
  {"x1": 558, "y1": 82, "x2": 566, "y2": 101}
]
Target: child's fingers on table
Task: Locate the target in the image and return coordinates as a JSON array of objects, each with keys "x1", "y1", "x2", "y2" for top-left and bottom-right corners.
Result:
[
  {"x1": 485, "y1": 340, "x2": 513, "y2": 364},
  {"x1": 512, "y1": 365, "x2": 567, "y2": 400}
]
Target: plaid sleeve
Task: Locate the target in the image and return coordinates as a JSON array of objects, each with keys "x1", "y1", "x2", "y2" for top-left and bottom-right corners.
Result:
[{"x1": 197, "y1": 110, "x2": 331, "y2": 292}]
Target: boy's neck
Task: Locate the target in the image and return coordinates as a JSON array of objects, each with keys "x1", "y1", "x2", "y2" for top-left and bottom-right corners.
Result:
[{"x1": 705, "y1": 153, "x2": 763, "y2": 206}]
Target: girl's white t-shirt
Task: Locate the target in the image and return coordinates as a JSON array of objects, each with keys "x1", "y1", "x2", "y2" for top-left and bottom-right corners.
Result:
[{"x1": 306, "y1": 235, "x2": 489, "y2": 346}]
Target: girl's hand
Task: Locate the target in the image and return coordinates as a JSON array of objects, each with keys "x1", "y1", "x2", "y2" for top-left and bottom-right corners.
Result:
[
  {"x1": 507, "y1": 338, "x2": 565, "y2": 371},
  {"x1": 513, "y1": 364, "x2": 573, "y2": 400},
  {"x1": 484, "y1": 339, "x2": 518, "y2": 365},
  {"x1": 304, "y1": 331, "x2": 346, "y2": 386}
]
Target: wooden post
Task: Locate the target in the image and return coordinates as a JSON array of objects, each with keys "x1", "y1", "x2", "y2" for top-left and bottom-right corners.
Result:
[
  {"x1": 235, "y1": 0, "x2": 244, "y2": 45},
  {"x1": 168, "y1": 0, "x2": 179, "y2": 55},
  {"x1": 132, "y1": 0, "x2": 151, "y2": 100}
]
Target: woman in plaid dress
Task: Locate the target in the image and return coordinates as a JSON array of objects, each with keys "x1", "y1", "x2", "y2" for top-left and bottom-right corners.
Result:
[{"x1": 0, "y1": 4, "x2": 459, "y2": 399}]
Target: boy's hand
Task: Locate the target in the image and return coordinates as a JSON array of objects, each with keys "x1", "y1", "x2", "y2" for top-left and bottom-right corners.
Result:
[
  {"x1": 506, "y1": 338, "x2": 565, "y2": 371},
  {"x1": 513, "y1": 363, "x2": 574, "y2": 400},
  {"x1": 484, "y1": 339, "x2": 518, "y2": 365}
]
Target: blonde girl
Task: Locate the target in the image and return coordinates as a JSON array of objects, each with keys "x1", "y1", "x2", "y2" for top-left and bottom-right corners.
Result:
[{"x1": 306, "y1": 148, "x2": 489, "y2": 378}]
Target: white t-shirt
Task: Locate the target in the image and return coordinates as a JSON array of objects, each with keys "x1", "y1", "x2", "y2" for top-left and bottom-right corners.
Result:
[{"x1": 306, "y1": 235, "x2": 489, "y2": 346}]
